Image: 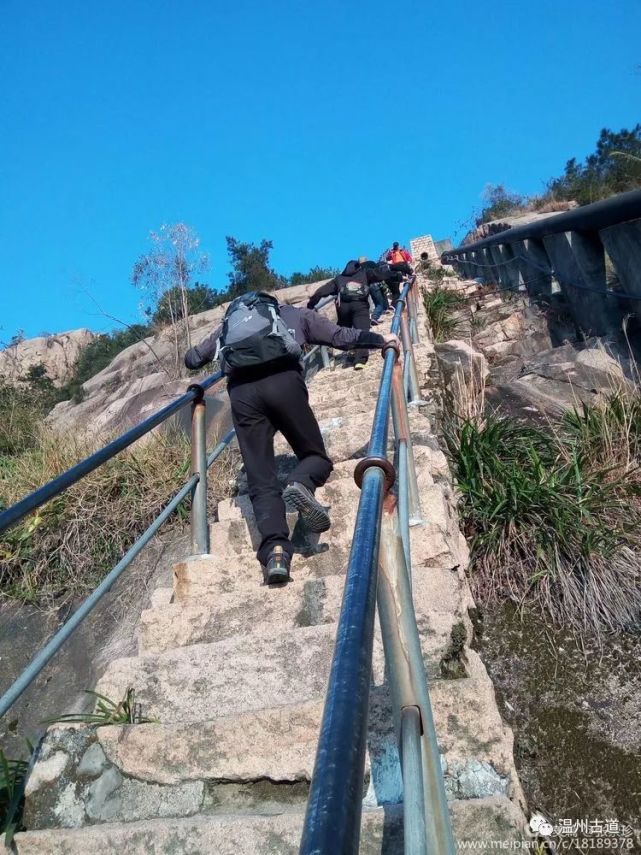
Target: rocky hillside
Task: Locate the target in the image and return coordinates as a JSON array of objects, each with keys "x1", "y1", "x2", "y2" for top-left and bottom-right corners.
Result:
[
  {"x1": 0, "y1": 329, "x2": 96, "y2": 387},
  {"x1": 462, "y1": 201, "x2": 578, "y2": 246},
  {"x1": 5, "y1": 282, "x2": 328, "y2": 441}
]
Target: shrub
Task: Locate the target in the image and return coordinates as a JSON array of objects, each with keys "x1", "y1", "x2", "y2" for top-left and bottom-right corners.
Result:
[
  {"x1": 0, "y1": 748, "x2": 28, "y2": 840},
  {"x1": 0, "y1": 372, "x2": 59, "y2": 456},
  {"x1": 445, "y1": 404, "x2": 641, "y2": 633},
  {"x1": 421, "y1": 286, "x2": 465, "y2": 342},
  {"x1": 476, "y1": 184, "x2": 527, "y2": 225},
  {"x1": 289, "y1": 266, "x2": 339, "y2": 286}
]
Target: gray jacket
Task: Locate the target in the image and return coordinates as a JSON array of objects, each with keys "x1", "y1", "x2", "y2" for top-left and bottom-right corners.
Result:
[{"x1": 184, "y1": 304, "x2": 385, "y2": 371}]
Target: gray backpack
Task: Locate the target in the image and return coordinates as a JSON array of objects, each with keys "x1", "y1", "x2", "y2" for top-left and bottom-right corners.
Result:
[{"x1": 216, "y1": 292, "x2": 301, "y2": 373}]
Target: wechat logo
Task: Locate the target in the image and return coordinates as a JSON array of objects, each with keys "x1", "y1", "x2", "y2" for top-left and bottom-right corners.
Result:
[{"x1": 529, "y1": 813, "x2": 554, "y2": 836}]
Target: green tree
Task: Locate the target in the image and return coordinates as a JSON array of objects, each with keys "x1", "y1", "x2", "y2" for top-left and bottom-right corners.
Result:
[
  {"x1": 151, "y1": 282, "x2": 221, "y2": 325},
  {"x1": 476, "y1": 184, "x2": 526, "y2": 225},
  {"x1": 289, "y1": 265, "x2": 339, "y2": 286},
  {"x1": 546, "y1": 125, "x2": 641, "y2": 204},
  {"x1": 225, "y1": 237, "x2": 287, "y2": 298}
]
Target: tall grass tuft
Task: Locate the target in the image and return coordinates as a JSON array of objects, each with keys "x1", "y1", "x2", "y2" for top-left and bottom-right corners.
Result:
[
  {"x1": 0, "y1": 749, "x2": 28, "y2": 842},
  {"x1": 45, "y1": 688, "x2": 157, "y2": 726},
  {"x1": 445, "y1": 400, "x2": 641, "y2": 633},
  {"x1": 421, "y1": 286, "x2": 465, "y2": 342}
]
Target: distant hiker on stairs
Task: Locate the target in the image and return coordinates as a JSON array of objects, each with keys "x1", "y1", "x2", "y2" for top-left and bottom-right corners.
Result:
[
  {"x1": 306, "y1": 259, "x2": 387, "y2": 369},
  {"x1": 381, "y1": 242, "x2": 414, "y2": 306},
  {"x1": 184, "y1": 291, "x2": 399, "y2": 584},
  {"x1": 385, "y1": 241, "x2": 413, "y2": 269}
]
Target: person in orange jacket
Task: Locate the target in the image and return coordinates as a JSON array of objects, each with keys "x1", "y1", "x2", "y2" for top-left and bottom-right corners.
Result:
[
  {"x1": 379, "y1": 242, "x2": 414, "y2": 304},
  {"x1": 385, "y1": 241, "x2": 413, "y2": 268}
]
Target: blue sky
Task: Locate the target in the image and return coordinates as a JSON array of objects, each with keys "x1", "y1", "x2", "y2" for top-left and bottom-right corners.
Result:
[{"x1": 1, "y1": 0, "x2": 639, "y2": 340}]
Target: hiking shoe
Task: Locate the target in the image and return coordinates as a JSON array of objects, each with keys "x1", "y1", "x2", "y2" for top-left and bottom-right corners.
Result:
[
  {"x1": 265, "y1": 546, "x2": 291, "y2": 584},
  {"x1": 283, "y1": 482, "x2": 331, "y2": 533}
]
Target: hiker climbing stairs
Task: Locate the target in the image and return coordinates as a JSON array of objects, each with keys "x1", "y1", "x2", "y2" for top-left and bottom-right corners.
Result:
[{"x1": 14, "y1": 281, "x2": 528, "y2": 853}]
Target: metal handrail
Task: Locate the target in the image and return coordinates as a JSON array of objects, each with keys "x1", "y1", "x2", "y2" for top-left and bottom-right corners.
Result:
[
  {"x1": 0, "y1": 370, "x2": 224, "y2": 716},
  {"x1": 0, "y1": 370, "x2": 224, "y2": 536},
  {"x1": 0, "y1": 341, "x2": 326, "y2": 720},
  {"x1": 300, "y1": 277, "x2": 455, "y2": 854},
  {"x1": 442, "y1": 188, "x2": 641, "y2": 259}
]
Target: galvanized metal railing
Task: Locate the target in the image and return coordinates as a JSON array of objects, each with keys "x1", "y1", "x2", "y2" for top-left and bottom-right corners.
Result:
[
  {"x1": 300, "y1": 277, "x2": 455, "y2": 855},
  {"x1": 1, "y1": 281, "x2": 453, "y2": 851},
  {"x1": 0, "y1": 370, "x2": 231, "y2": 718},
  {"x1": 0, "y1": 328, "x2": 336, "y2": 721}
]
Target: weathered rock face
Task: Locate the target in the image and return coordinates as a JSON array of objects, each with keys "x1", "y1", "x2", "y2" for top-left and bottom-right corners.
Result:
[
  {"x1": 45, "y1": 281, "x2": 328, "y2": 440},
  {"x1": 427, "y1": 268, "x2": 632, "y2": 424},
  {"x1": 0, "y1": 329, "x2": 96, "y2": 387},
  {"x1": 435, "y1": 340, "x2": 489, "y2": 416}
]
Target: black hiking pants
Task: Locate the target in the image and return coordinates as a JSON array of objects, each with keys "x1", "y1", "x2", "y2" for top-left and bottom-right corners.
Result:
[
  {"x1": 385, "y1": 262, "x2": 412, "y2": 305},
  {"x1": 336, "y1": 300, "x2": 370, "y2": 363},
  {"x1": 229, "y1": 369, "x2": 333, "y2": 565}
]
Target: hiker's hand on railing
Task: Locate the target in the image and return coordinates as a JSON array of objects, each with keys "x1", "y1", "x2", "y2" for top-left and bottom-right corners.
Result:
[{"x1": 382, "y1": 333, "x2": 401, "y2": 358}]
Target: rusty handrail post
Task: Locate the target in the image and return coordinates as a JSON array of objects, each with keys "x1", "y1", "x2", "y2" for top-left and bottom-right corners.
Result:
[
  {"x1": 390, "y1": 359, "x2": 423, "y2": 575},
  {"x1": 190, "y1": 387, "x2": 209, "y2": 554},
  {"x1": 378, "y1": 495, "x2": 456, "y2": 855},
  {"x1": 399, "y1": 312, "x2": 422, "y2": 405},
  {"x1": 407, "y1": 276, "x2": 420, "y2": 344},
  {"x1": 392, "y1": 298, "x2": 423, "y2": 529},
  {"x1": 320, "y1": 345, "x2": 333, "y2": 370},
  {"x1": 401, "y1": 705, "x2": 428, "y2": 852},
  {"x1": 391, "y1": 360, "x2": 412, "y2": 574}
]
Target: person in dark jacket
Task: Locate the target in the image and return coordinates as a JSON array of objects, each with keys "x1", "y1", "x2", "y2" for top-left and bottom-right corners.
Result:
[
  {"x1": 357, "y1": 256, "x2": 389, "y2": 323},
  {"x1": 185, "y1": 298, "x2": 399, "y2": 583},
  {"x1": 306, "y1": 260, "x2": 387, "y2": 369}
]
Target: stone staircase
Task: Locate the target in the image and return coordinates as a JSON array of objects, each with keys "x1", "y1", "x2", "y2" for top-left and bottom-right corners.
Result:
[{"x1": 15, "y1": 287, "x2": 528, "y2": 852}]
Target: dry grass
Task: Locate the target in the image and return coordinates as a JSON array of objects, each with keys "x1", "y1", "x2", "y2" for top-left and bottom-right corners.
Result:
[{"x1": 0, "y1": 426, "x2": 239, "y2": 606}]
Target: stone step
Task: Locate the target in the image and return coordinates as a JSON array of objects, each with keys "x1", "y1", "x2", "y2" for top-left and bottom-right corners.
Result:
[
  {"x1": 173, "y1": 544, "x2": 350, "y2": 602},
  {"x1": 311, "y1": 398, "x2": 375, "y2": 421},
  {"x1": 275, "y1": 414, "x2": 385, "y2": 463},
  {"x1": 22, "y1": 701, "x2": 326, "y2": 831},
  {"x1": 310, "y1": 377, "x2": 381, "y2": 398},
  {"x1": 166, "y1": 556, "x2": 468, "y2": 683},
  {"x1": 96, "y1": 623, "x2": 374, "y2": 725},
  {"x1": 15, "y1": 797, "x2": 527, "y2": 853},
  {"x1": 142, "y1": 574, "x2": 346, "y2": 652},
  {"x1": 310, "y1": 368, "x2": 382, "y2": 392},
  {"x1": 148, "y1": 556, "x2": 466, "y2": 659},
  {"x1": 22, "y1": 676, "x2": 521, "y2": 832},
  {"x1": 308, "y1": 385, "x2": 379, "y2": 412}
]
